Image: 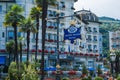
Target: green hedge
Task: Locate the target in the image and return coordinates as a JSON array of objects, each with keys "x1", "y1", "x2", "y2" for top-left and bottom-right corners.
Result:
[{"x1": 94, "y1": 76, "x2": 103, "y2": 80}]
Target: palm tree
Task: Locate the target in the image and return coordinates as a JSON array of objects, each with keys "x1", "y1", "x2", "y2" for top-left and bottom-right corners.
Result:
[
  {"x1": 4, "y1": 4, "x2": 24, "y2": 66},
  {"x1": 6, "y1": 40, "x2": 15, "y2": 65},
  {"x1": 30, "y1": 7, "x2": 42, "y2": 62},
  {"x1": 18, "y1": 37, "x2": 25, "y2": 63},
  {"x1": 19, "y1": 17, "x2": 37, "y2": 64},
  {"x1": 30, "y1": 0, "x2": 56, "y2": 62}
]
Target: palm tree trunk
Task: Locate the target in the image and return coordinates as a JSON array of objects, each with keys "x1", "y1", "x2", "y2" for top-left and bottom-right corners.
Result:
[
  {"x1": 35, "y1": 15, "x2": 39, "y2": 62},
  {"x1": 20, "y1": 42, "x2": 22, "y2": 63},
  {"x1": 13, "y1": 24, "x2": 18, "y2": 68},
  {"x1": 27, "y1": 31, "x2": 30, "y2": 65},
  {"x1": 41, "y1": 0, "x2": 48, "y2": 80}
]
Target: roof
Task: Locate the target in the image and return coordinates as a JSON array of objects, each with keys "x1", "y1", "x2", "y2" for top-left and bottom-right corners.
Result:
[{"x1": 75, "y1": 10, "x2": 101, "y2": 24}]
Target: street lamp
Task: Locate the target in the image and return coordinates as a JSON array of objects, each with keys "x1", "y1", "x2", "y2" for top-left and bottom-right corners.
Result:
[{"x1": 110, "y1": 51, "x2": 116, "y2": 78}]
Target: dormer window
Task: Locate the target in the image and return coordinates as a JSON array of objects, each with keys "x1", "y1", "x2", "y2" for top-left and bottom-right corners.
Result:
[
  {"x1": 71, "y1": 6, "x2": 75, "y2": 10},
  {"x1": 60, "y1": 1, "x2": 65, "y2": 9}
]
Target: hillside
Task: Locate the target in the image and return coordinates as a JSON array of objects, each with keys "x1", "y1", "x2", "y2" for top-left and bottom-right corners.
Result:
[{"x1": 99, "y1": 16, "x2": 120, "y2": 56}]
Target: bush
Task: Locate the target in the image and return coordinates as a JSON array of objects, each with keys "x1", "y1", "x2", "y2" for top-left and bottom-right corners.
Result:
[
  {"x1": 81, "y1": 78, "x2": 88, "y2": 80},
  {"x1": 117, "y1": 76, "x2": 120, "y2": 80},
  {"x1": 62, "y1": 77, "x2": 70, "y2": 80},
  {"x1": 6, "y1": 62, "x2": 39, "y2": 80},
  {"x1": 88, "y1": 76, "x2": 92, "y2": 80},
  {"x1": 94, "y1": 76, "x2": 103, "y2": 80}
]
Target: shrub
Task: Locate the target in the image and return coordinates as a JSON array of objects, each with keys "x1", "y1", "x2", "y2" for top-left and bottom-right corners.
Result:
[
  {"x1": 81, "y1": 78, "x2": 88, "y2": 80},
  {"x1": 94, "y1": 76, "x2": 103, "y2": 80},
  {"x1": 62, "y1": 77, "x2": 70, "y2": 80},
  {"x1": 88, "y1": 76, "x2": 92, "y2": 80},
  {"x1": 117, "y1": 76, "x2": 120, "y2": 80}
]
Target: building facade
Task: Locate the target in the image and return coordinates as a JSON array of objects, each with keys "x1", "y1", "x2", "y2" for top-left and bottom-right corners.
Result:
[
  {"x1": 109, "y1": 30, "x2": 120, "y2": 51},
  {"x1": 0, "y1": 0, "x2": 102, "y2": 72}
]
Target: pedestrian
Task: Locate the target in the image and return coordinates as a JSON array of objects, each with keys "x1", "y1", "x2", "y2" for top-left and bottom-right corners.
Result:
[{"x1": 108, "y1": 75, "x2": 113, "y2": 80}]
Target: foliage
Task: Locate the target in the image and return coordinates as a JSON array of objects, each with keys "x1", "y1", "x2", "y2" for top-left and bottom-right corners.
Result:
[
  {"x1": 99, "y1": 17, "x2": 120, "y2": 57},
  {"x1": 6, "y1": 62, "x2": 21, "y2": 80},
  {"x1": 4, "y1": 4, "x2": 24, "y2": 27},
  {"x1": 97, "y1": 65, "x2": 102, "y2": 75},
  {"x1": 82, "y1": 64, "x2": 88, "y2": 75},
  {"x1": 6, "y1": 62, "x2": 39, "y2": 80},
  {"x1": 87, "y1": 76, "x2": 92, "y2": 80},
  {"x1": 62, "y1": 77, "x2": 70, "y2": 80},
  {"x1": 94, "y1": 76, "x2": 103, "y2": 80},
  {"x1": 117, "y1": 76, "x2": 120, "y2": 80},
  {"x1": 21, "y1": 63, "x2": 39, "y2": 80},
  {"x1": 6, "y1": 40, "x2": 15, "y2": 54},
  {"x1": 81, "y1": 78, "x2": 89, "y2": 80}
]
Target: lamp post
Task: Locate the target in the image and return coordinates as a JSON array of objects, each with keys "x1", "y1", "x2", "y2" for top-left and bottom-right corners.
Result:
[
  {"x1": 56, "y1": 3, "x2": 61, "y2": 80},
  {"x1": 110, "y1": 51, "x2": 116, "y2": 78}
]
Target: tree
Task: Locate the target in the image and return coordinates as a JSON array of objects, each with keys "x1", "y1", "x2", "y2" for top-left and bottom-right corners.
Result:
[
  {"x1": 97, "y1": 65, "x2": 102, "y2": 76},
  {"x1": 6, "y1": 40, "x2": 15, "y2": 65},
  {"x1": 4, "y1": 4, "x2": 24, "y2": 66},
  {"x1": 18, "y1": 37, "x2": 25, "y2": 63},
  {"x1": 19, "y1": 17, "x2": 37, "y2": 64},
  {"x1": 30, "y1": 0, "x2": 56, "y2": 62},
  {"x1": 82, "y1": 64, "x2": 88, "y2": 75}
]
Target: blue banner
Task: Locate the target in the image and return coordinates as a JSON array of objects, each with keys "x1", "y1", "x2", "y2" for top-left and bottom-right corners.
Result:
[{"x1": 64, "y1": 25, "x2": 81, "y2": 43}]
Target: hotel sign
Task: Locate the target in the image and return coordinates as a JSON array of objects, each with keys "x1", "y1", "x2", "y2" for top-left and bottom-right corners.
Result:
[{"x1": 64, "y1": 25, "x2": 81, "y2": 43}]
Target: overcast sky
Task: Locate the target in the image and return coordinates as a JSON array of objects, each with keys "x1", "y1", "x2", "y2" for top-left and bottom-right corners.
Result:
[{"x1": 74, "y1": 0, "x2": 120, "y2": 19}]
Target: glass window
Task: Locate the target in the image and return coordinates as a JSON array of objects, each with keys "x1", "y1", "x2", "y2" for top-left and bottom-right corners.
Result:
[
  {"x1": 50, "y1": 34, "x2": 54, "y2": 40},
  {"x1": 93, "y1": 45, "x2": 97, "y2": 49},
  {"x1": 0, "y1": 5, "x2": 2, "y2": 12},
  {"x1": 47, "y1": 21, "x2": 52, "y2": 26},
  {"x1": 93, "y1": 36, "x2": 97, "y2": 41},
  {"x1": 88, "y1": 45, "x2": 92, "y2": 49},
  {"x1": 60, "y1": 12, "x2": 65, "y2": 17},
  {"x1": 54, "y1": 34, "x2": 57, "y2": 41},
  {"x1": 45, "y1": 33, "x2": 48, "y2": 40},
  {"x1": 2, "y1": 32, "x2": 4, "y2": 38},
  {"x1": 18, "y1": 32, "x2": 21, "y2": 37},
  {"x1": 8, "y1": 31, "x2": 14, "y2": 39}
]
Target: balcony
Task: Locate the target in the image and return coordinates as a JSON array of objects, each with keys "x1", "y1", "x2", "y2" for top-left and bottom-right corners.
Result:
[
  {"x1": 86, "y1": 38, "x2": 92, "y2": 42},
  {"x1": 93, "y1": 39, "x2": 97, "y2": 43},
  {"x1": 93, "y1": 30, "x2": 97, "y2": 33},
  {"x1": 111, "y1": 37, "x2": 116, "y2": 40}
]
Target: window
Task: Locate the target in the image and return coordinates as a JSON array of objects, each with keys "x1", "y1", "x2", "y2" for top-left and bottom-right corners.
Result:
[
  {"x1": 93, "y1": 36, "x2": 97, "y2": 41},
  {"x1": 45, "y1": 33, "x2": 48, "y2": 40},
  {"x1": 50, "y1": 34, "x2": 54, "y2": 40},
  {"x1": 0, "y1": 5, "x2": 2, "y2": 12},
  {"x1": 60, "y1": 12, "x2": 65, "y2": 17},
  {"x1": 2, "y1": 32, "x2": 4, "y2": 38},
  {"x1": 8, "y1": 31, "x2": 14, "y2": 39},
  {"x1": 93, "y1": 28, "x2": 97, "y2": 32},
  {"x1": 18, "y1": 32, "x2": 21, "y2": 37},
  {"x1": 88, "y1": 45, "x2": 92, "y2": 51},
  {"x1": 47, "y1": 21, "x2": 52, "y2": 27},
  {"x1": 93, "y1": 45, "x2": 97, "y2": 50},
  {"x1": 54, "y1": 34, "x2": 57, "y2": 41}
]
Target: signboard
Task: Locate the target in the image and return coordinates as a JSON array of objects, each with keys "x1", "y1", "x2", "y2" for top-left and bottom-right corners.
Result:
[
  {"x1": 64, "y1": 25, "x2": 81, "y2": 43},
  {"x1": 0, "y1": 56, "x2": 6, "y2": 65}
]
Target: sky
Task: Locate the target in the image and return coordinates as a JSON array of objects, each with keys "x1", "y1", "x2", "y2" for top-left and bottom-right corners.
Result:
[{"x1": 74, "y1": 0, "x2": 120, "y2": 19}]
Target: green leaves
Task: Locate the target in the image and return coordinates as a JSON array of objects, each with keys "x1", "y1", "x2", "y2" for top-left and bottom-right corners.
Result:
[
  {"x1": 4, "y1": 4, "x2": 24, "y2": 27},
  {"x1": 19, "y1": 17, "x2": 37, "y2": 33}
]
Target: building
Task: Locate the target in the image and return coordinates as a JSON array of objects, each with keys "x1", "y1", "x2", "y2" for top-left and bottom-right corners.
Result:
[
  {"x1": 0, "y1": 0, "x2": 102, "y2": 72},
  {"x1": 109, "y1": 30, "x2": 120, "y2": 51}
]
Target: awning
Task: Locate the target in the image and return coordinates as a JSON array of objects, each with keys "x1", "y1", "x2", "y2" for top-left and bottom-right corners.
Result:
[
  {"x1": 44, "y1": 67, "x2": 56, "y2": 71},
  {"x1": 0, "y1": 56, "x2": 6, "y2": 64},
  {"x1": 88, "y1": 67, "x2": 94, "y2": 71}
]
